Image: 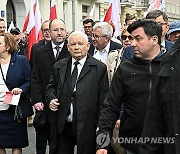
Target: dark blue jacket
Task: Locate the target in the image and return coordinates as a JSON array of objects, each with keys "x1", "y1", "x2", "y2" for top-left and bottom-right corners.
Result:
[{"x1": 6, "y1": 53, "x2": 31, "y2": 95}]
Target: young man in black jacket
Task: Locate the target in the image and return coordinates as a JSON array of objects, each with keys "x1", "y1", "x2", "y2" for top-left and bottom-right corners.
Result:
[
  {"x1": 139, "y1": 37, "x2": 180, "y2": 154},
  {"x1": 96, "y1": 19, "x2": 166, "y2": 154}
]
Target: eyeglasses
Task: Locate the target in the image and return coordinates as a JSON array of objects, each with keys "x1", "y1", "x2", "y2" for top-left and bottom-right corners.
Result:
[
  {"x1": 92, "y1": 34, "x2": 106, "y2": 40},
  {"x1": 157, "y1": 22, "x2": 167, "y2": 26},
  {"x1": 83, "y1": 26, "x2": 92, "y2": 29},
  {"x1": 42, "y1": 28, "x2": 49, "y2": 32},
  {"x1": 121, "y1": 35, "x2": 133, "y2": 40},
  {"x1": 52, "y1": 28, "x2": 66, "y2": 32}
]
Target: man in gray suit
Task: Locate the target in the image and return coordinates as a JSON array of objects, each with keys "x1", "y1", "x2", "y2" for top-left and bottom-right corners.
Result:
[{"x1": 46, "y1": 31, "x2": 109, "y2": 154}]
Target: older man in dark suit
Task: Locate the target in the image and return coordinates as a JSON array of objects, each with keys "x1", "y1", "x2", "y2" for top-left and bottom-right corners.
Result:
[
  {"x1": 31, "y1": 19, "x2": 70, "y2": 154},
  {"x1": 46, "y1": 31, "x2": 109, "y2": 154}
]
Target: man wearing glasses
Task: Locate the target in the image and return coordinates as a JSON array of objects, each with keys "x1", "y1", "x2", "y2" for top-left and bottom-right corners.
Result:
[
  {"x1": 31, "y1": 19, "x2": 70, "y2": 154},
  {"x1": 121, "y1": 9, "x2": 174, "y2": 63},
  {"x1": 83, "y1": 18, "x2": 94, "y2": 37},
  {"x1": 89, "y1": 22, "x2": 122, "y2": 64},
  {"x1": 30, "y1": 20, "x2": 51, "y2": 68}
]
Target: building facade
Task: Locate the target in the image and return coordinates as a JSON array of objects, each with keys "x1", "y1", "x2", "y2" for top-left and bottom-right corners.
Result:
[
  {"x1": 0, "y1": 0, "x2": 180, "y2": 33},
  {"x1": 1, "y1": 0, "x2": 104, "y2": 32}
]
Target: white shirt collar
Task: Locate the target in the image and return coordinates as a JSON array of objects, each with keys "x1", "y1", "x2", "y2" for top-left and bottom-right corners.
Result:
[
  {"x1": 51, "y1": 41, "x2": 65, "y2": 49},
  {"x1": 94, "y1": 41, "x2": 111, "y2": 54},
  {"x1": 161, "y1": 40, "x2": 165, "y2": 48},
  {"x1": 104, "y1": 41, "x2": 110, "y2": 53},
  {"x1": 72, "y1": 55, "x2": 87, "y2": 67}
]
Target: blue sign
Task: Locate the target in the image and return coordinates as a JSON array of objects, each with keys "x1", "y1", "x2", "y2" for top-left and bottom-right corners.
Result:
[{"x1": 1, "y1": 10, "x2": 5, "y2": 17}]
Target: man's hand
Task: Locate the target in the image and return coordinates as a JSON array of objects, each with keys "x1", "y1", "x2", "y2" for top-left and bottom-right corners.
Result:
[
  {"x1": 34, "y1": 102, "x2": 44, "y2": 111},
  {"x1": 96, "y1": 149, "x2": 108, "y2": 154},
  {"x1": 115, "y1": 119, "x2": 121, "y2": 130},
  {"x1": 49, "y1": 99, "x2": 60, "y2": 111}
]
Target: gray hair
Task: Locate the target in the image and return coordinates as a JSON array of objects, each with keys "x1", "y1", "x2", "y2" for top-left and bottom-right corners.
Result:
[
  {"x1": 93, "y1": 22, "x2": 113, "y2": 38},
  {"x1": 68, "y1": 31, "x2": 89, "y2": 43}
]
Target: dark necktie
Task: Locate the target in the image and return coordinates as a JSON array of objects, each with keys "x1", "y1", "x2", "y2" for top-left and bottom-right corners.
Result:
[
  {"x1": 55, "y1": 46, "x2": 60, "y2": 58},
  {"x1": 71, "y1": 61, "x2": 79, "y2": 91}
]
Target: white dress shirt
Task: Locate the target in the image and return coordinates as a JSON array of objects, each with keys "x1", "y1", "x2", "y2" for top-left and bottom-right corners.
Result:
[
  {"x1": 93, "y1": 41, "x2": 110, "y2": 64},
  {"x1": 0, "y1": 63, "x2": 10, "y2": 110},
  {"x1": 67, "y1": 55, "x2": 87, "y2": 122},
  {"x1": 51, "y1": 41, "x2": 64, "y2": 58}
]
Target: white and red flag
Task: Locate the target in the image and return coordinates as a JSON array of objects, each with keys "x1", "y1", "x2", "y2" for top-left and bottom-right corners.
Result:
[
  {"x1": 49, "y1": 0, "x2": 57, "y2": 20},
  {"x1": 103, "y1": 0, "x2": 121, "y2": 37},
  {"x1": 22, "y1": 0, "x2": 42, "y2": 60},
  {"x1": 148, "y1": 0, "x2": 166, "y2": 12},
  {"x1": 88, "y1": 4, "x2": 95, "y2": 19}
]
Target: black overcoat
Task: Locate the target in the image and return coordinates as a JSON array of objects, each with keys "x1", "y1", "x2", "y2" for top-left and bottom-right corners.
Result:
[
  {"x1": 140, "y1": 37, "x2": 180, "y2": 154},
  {"x1": 46, "y1": 55, "x2": 109, "y2": 154}
]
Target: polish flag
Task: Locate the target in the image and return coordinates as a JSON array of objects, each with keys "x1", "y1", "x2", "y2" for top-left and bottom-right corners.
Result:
[
  {"x1": 148, "y1": 0, "x2": 165, "y2": 12},
  {"x1": 103, "y1": 0, "x2": 121, "y2": 37},
  {"x1": 34, "y1": 0, "x2": 43, "y2": 41},
  {"x1": 50, "y1": 0, "x2": 57, "y2": 20},
  {"x1": 88, "y1": 4, "x2": 95, "y2": 19},
  {"x1": 25, "y1": 0, "x2": 42, "y2": 60},
  {"x1": 22, "y1": 12, "x2": 29, "y2": 32}
]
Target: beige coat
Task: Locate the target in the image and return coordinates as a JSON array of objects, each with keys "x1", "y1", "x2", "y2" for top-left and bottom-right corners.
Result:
[{"x1": 106, "y1": 48, "x2": 125, "y2": 83}]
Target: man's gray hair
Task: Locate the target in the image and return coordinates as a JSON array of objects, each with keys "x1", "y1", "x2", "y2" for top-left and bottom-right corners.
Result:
[
  {"x1": 68, "y1": 31, "x2": 89, "y2": 43},
  {"x1": 93, "y1": 22, "x2": 113, "y2": 38}
]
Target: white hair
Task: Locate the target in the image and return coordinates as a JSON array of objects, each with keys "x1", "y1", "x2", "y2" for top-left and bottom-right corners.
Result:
[
  {"x1": 93, "y1": 22, "x2": 113, "y2": 38},
  {"x1": 68, "y1": 31, "x2": 89, "y2": 43}
]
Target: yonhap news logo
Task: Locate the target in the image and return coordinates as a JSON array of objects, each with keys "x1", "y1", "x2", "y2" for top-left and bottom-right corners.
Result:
[
  {"x1": 96, "y1": 132, "x2": 110, "y2": 148},
  {"x1": 112, "y1": 137, "x2": 175, "y2": 144}
]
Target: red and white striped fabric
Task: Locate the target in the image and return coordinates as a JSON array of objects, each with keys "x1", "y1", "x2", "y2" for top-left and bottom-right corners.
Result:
[
  {"x1": 49, "y1": 0, "x2": 57, "y2": 21},
  {"x1": 148, "y1": 0, "x2": 162, "y2": 12},
  {"x1": 22, "y1": 0, "x2": 42, "y2": 60},
  {"x1": 103, "y1": 0, "x2": 121, "y2": 37},
  {"x1": 88, "y1": 4, "x2": 95, "y2": 19}
]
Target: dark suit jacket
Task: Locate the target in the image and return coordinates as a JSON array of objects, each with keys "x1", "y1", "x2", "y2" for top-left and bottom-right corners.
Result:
[
  {"x1": 88, "y1": 40, "x2": 122, "y2": 55},
  {"x1": 31, "y1": 40, "x2": 70, "y2": 105},
  {"x1": 29, "y1": 39, "x2": 46, "y2": 68},
  {"x1": 46, "y1": 55, "x2": 109, "y2": 154},
  {"x1": 121, "y1": 40, "x2": 174, "y2": 63}
]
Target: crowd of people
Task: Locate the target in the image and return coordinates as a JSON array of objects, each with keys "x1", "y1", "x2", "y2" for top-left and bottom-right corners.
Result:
[{"x1": 0, "y1": 9, "x2": 180, "y2": 154}]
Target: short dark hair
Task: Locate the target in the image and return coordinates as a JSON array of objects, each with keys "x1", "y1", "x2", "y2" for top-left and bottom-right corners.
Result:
[
  {"x1": 127, "y1": 19, "x2": 162, "y2": 45},
  {"x1": 125, "y1": 13, "x2": 136, "y2": 24},
  {"x1": 83, "y1": 18, "x2": 94, "y2": 26},
  {"x1": 146, "y1": 9, "x2": 168, "y2": 23}
]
